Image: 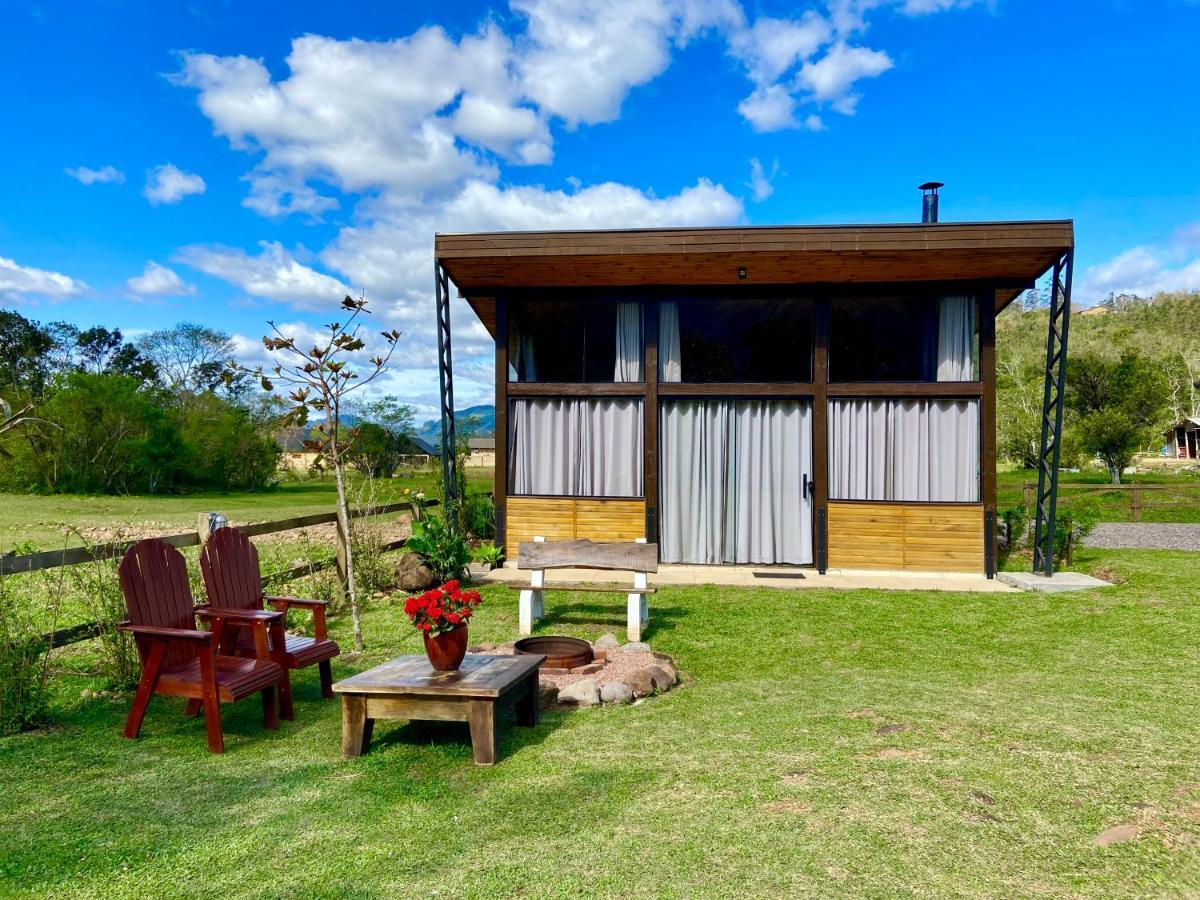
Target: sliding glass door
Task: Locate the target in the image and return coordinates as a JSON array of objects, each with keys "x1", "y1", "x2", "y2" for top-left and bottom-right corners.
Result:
[{"x1": 659, "y1": 399, "x2": 813, "y2": 565}]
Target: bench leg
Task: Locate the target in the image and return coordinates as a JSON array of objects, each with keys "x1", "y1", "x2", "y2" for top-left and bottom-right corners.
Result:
[
  {"x1": 516, "y1": 671, "x2": 539, "y2": 727},
  {"x1": 519, "y1": 589, "x2": 544, "y2": 636},
  {"x1": 627, "y1": 593, "x2": 643, "y2": 643},
  {"x1": 319, "y1": 659, "x2": 334, "y2": 699},
  {"x1": 341, "y1": 695, "x2": 372, "y2": 758},
  {"x1": 468, "y1": 699, "x2": 498, "y2": 765}
]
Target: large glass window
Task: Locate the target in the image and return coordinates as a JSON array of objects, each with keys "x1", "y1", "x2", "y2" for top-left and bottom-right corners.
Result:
[
  {"x1": 830, "y1": 296, "x2": 977, "y2": 382},
  {"x1": 508, "y1": 299, "x2": 642, "y2": 383},
  {"x1": 828, "y1": 398, "x2": 980, "y2": 502},
  {"x1": 659, "y1": 298, "x2": 813, "y2": 383},
  {"x1": 508, "y1": 398, "x2": 644, "y2": 497}
]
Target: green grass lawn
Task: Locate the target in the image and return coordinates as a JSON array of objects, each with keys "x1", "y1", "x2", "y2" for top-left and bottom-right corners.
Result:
[
  {"x1": 0, "y1": 469, "x2": 495, "y2": 554},
  {"x1": 3, "y1": 546, "x2": 1199, "y2": 897},
  {"x1": 998, "y1": 467, "x2": 1200, "y2": 524}
]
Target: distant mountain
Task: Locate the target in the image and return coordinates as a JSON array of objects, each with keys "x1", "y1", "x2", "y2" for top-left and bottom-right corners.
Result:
[{"x1": 416, "y1": 404, "x2": 495, "y2": 449}]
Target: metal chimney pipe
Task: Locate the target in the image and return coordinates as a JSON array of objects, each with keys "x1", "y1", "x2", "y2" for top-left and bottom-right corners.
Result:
[{"x1": 919, "y1": 181, "x2": 944, "y2": 223}]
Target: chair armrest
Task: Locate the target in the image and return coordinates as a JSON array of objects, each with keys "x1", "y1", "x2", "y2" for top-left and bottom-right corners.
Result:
[
  {"x1": 195, "y1": 607, "x2": 284, "y2": 624},
  {"x1": 118, "y1": 623, "x2": 213, "y2": 643},
  {"x1": 264, "y1": 596, "x2": 328, "y2": 610}
]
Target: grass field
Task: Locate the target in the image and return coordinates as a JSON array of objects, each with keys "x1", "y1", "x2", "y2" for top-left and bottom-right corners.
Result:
[
  {"x1": 2, "y1": 544, "x2": 1199, "y2": 897},
  {"x1": 0, "y1": 469, "x2": 495, "y2": 554},
  {"x1": 998, "y1": 467, "x2": 1200, "y2": 524}
]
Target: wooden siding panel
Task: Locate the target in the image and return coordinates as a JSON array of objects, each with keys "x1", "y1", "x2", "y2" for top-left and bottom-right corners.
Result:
[
  {"x1": 506, "y1": 497, "x2": 646, "y2": 559},
  {"x1": 827, "y1": 502, "x2": 984, "y2": 573}
]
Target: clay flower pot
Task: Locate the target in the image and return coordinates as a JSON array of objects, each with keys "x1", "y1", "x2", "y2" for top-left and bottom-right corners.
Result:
[{"x1": 424, "y1": 625, "x2": 468, "y2": 671}]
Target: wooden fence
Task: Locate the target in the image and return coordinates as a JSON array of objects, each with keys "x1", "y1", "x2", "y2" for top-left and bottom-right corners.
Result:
[
  {"x1": 1021, "y1": 482, "x2": 1200, "y2": 522},
  {"x1": 3, "y1": 498, "x2": 437, "y2": 649}
]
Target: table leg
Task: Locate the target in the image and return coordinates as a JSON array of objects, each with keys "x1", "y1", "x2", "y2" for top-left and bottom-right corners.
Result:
[
  {"x1": 468, "y1": 699, "x2": 498, "y2": 766},
  {"x1": 516, "y1": 671, "x2": 539, "y2": 727},
  {"x1": 341, "y1": 694, "x2": 373, "y2": 758}
]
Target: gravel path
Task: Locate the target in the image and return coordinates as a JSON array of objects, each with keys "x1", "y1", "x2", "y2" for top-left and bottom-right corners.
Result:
[{"x1": 1084, "y1": 523, "x2": 1200, "y2": 551}]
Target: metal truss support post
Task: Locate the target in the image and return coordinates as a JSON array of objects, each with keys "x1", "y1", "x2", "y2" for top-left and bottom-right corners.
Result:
[
  {"x1": 1032, "y1": 250, "x2": 1074, "y2": 576},
  {"x1": 435, "y1": 261, "x2": 458, "y2": 528}
]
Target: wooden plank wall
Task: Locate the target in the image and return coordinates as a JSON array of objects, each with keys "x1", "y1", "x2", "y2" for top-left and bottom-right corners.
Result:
[
  {"x1": 827, "y1": 502, "x2": 984, "y2": 573},
  {"x1": 505, "y1": 497, "x2": 646, "y2": 558}
]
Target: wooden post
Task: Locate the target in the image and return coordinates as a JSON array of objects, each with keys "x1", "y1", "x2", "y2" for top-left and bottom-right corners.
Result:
[
  {"x1": 644, "y1": 301, "x2": 659, "y2": 545},
  {"x1": 197, "y1": 513, "x2": 227, "y2": 544},
  {"x1": 1023, "y1": 483, "x2": 1036, "y2": 510},
  {"x1": 1130, "y1": 484, "x2": 1143, "y2": 522},
  {"x1": 812, "y1": 300, "x2": 830, "y2": 573},
  {"x1": 980, "y1": 298, "x2": 998, "y2": 578},
  {"x1": 494, "y1": 297, "x2": 508, "y2": 555}
]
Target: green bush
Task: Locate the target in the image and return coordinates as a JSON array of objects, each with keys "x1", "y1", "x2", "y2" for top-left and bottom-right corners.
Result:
[
  {"x1": 474, "y1": 542, "x2": 505, "y2": 567},
  {"x1": 464, "y1": 493, "x2": 496, "y2": 539},
  {"x1": 1054, "y1": 509, "x2": 1097, "y2": 567},
  {"x1": 0, "y1": 580, "x2": 54, "y2": 735},
  {"x1": 406, "y1": 517, "x2": 471, "y2": 583}
]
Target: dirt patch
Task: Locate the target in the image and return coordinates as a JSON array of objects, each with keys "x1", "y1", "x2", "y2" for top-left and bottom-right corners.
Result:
[
  {"x1": 763, "y1": 800, "x2": 811, "y2": 815},
  {"x1": 962, "y1": 810, "x2": 1003, "y2": 824},
  {"x1": 71, "y1": 516, "x2": 413, "y2": 549},
  {"x1": 847, "y1": 708, "x2": 876, "y2": 719},
  {"x1": 862, "y1": 748, "x2": 926, "y2": 761},
  {"x1": 874, "y1": 722, "x2": 910, "y2": 735},
  {"x1": 488, "y1": 644, "x2": 674, "y2": 693},
  {"x1": 781, "y1": 771, "x2": 809, "y2": 787},
  {"x1": 971, "y1": 790, "x2": 997, "y2": 806},
  {"x1": 1095, "y1": 824, "x2": 1138, "y2": 847}
]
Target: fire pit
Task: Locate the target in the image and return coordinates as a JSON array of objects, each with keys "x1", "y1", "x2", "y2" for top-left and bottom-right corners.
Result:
[{"x1": 514, "y1": 636, "x2": 593, "y2": 670}]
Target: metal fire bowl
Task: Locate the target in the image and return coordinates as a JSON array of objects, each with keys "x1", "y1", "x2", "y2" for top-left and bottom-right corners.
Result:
[{"x1": 514, "y1": 636, "x2": 594, "y2": 670}]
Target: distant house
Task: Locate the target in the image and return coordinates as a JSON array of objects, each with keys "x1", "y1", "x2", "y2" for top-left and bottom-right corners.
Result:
[
  {"x1": 465, "y1": 437, "x2": 495, "y2": 468},
  {"x1": 276, "y1": 427, "x2": 320, "y2": 472},
  {"x1": 1164, "y1": 418, "x2": 1200, "y2": 459},
  {"x1": 398, "y1": 434, "x2": 437, "y2": 467}
]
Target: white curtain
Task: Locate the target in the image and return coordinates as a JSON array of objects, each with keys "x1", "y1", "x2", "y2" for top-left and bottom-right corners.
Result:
[
  {"x1": 829, "y1": 398, "x2": 980, "y2": 502},
  {"x1": 658, "y1": 301, "x2": 682, "y2": 383},
  {"x1": 614, "y1": 302, "x2": 644, "y2": 382},
  {"x1": 509, "y1": 398, "x2": 643, "y2": 496},
  {"x1": 659, "y1": 400, "x2": 812, "y2": 565},
  {"x1": 937, "y1": 296, "x2": 975, "y2": 381}
]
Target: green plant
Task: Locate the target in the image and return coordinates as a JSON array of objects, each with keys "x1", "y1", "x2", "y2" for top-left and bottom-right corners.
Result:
[
  {"x1": 474, "y1": 542, "x2": 505, "y2": 567},
  {"x1": 1000, "y1": 506, "x2": 1029, "y2": 548},
  {"x1": 406, "y1": 516, "x2": 471, "y2": 582},
  {"x1": 0, "y1": 577, "x2": 56, "y2": 735},
  {"x1": 464, "y1": 492, "x2": 496, "y2": 539},
  {"x1": 1054, "y1": 509, "x2": 1097, "y2": 567}
]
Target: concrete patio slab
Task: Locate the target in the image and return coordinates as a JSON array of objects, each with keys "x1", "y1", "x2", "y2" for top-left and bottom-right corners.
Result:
[
  {"x1": 476, "y1": 563, "x2": 1017, "y2": 594},
  {"x1": 997, "y1": 571, "x2": 1114, "y2": 593}
]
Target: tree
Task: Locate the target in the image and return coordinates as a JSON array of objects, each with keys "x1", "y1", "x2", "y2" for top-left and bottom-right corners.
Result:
[
  {"x1": 137, "y1": 324, "x2": 235, "y2": 394},
  {"x1": 348, "y1": 394, "x2": 415, "y2": 439},
  {"x1": 1067, "y1": 353, "x2": 1170, "y2": 484},
  {"x1": 345, "y1": 422, "x2": 402, "y2": 478},
  {"x1": 241, "y1": 295, "x2": 402, "y2": 652},
  {"x1": 0, "y1": 311, "x2": 54, "y2": 395}
]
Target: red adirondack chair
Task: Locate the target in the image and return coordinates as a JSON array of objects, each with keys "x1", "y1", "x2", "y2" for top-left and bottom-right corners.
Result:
[
  {"x1": 199, "y1": 526, "x2": 340, "y2": 700},
  {"x1": 118, "y1": 538, "x2": 289, "y2": 754}
]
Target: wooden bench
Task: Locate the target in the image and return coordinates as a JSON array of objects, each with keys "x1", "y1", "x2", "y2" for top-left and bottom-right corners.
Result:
[{"x1": 511, "y1": 537, "x2": 659, "y2": 642}]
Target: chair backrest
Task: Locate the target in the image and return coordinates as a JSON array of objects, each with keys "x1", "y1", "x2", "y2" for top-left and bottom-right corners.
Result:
[
  {"x1": 517, "y1": 538, "x2": 659, "y2": 573},
  {"x1": 119, "y1": 539, "x2": 199, "y2": 665},
  {"x1": 198, "y1": 526, "x2": 263, "y2": 611}
]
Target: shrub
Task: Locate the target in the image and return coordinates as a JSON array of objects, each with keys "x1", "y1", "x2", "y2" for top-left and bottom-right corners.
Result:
[
  {"x1": 61, "y1": 540, "x2": 139, "y2": 690},
  {"x1": 474, "y1": 542, "x2": 505, "y2": 567},
  {"x1": 0, "y1": 578, "x2": 56, "y2": 735},
  {"x1": 464, "y1": 492, "x2": 496, "y2": 539},
  {"x1": 1054, "y1": 510, "x2": 1097, "y2": 568},
  {"x1": 406, "y1": 517, "x2": 471, "y2": 583}
]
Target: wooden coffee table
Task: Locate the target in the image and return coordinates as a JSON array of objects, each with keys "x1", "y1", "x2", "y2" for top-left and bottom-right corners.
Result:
[{"x1": 332, "y1": 653, "x2": 544, "y2": 765}]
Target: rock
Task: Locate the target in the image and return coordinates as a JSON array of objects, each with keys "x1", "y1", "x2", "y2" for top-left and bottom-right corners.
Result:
[
  {"x1": 625, "y1": 668, "x2": 656, "y2": 698},
  {"x1": 394, "y1": 552, "x2": 437, "y2": 592},
  {"x1": 600, "y1": 682, "x2": 633, "y2": 705},
  {"x1": 621, "y1": 641, "x2": 652, "y2": 653},
  {"x1": 558, "y1": 678, "x2": 600, "y2": 707},
  {"x1": 570, "y1": 662, "x2": 605, "y2": 675},
  {"x1": 594, "y1": 633, "x2": 621, "y2": 650},
  {"x1": 537, "y1": 681, "x2": 559, "y2": 709},
  {"x1": 645, "y1": 663, "x2": 677, "y2": 691}
]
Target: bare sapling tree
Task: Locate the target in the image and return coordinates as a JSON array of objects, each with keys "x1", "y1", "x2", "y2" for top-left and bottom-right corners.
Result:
[{"x1": 238, "y1": 295, "x2": 401, "y2": 652}]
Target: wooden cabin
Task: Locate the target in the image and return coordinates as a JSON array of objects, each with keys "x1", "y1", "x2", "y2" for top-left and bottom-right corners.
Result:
[
  {"x1": 1164, "y1": 418, "x2": 1200, "y2": 459},
  {"x1": 434, "y1": 218, "x2": 1074, "y2": 577}
]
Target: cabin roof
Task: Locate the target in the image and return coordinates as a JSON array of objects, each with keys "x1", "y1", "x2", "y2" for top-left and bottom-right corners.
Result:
[{"x1": 435, "y1": 220, "x2": 1074, "y2": 338}]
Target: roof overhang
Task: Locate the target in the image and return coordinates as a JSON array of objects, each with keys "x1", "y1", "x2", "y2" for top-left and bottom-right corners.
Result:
[{"x1": 435, "y1": 220, "x2": 1074, "y2": 338}]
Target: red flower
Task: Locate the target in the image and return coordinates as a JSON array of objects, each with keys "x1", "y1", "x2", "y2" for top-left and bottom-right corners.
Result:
[
  {"x1": 419, "y1": 622, "x2": 431, "y2": 632},
  {"x1": 447, "y1": 612, "x2": 461, "y2": 625},
  {"x1": 403, "y1": 597, "x2": 419, "y2": 616},
  {"x1": 443, "y1": 580, "x2": 460, "y2": 593}
]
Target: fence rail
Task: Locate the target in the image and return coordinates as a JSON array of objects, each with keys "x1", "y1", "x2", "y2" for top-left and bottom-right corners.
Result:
[
  {"x1": 6, "y1": 498, "x2": 438, "y2": 649},
  {"x1": 1021, "y1": 482, "x2": 1200, "y2": 522}
]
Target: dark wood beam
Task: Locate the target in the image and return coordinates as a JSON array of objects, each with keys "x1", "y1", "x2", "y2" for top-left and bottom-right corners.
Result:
[
  {"x1": 494, "y1": 298, "x2": 508, "y2": 553},
  {"x1": 644, "y1": 302, "x2": 659, "y2": 543},
  {"x1": 813, "y1": 299, "x2": 830, "y2": 573}
]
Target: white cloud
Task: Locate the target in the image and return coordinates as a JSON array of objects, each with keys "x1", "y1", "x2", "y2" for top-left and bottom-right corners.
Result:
[
  {"x1": 176, "y1": 241, "x2": 352, "y2": 311},
  {"x1": 1080, "y1": 225, "x2": 1200, "y2": 303},
  {"x1": 797, "y1": 42, "x2": 893, "y2": 115},
  {"x1": 126, "y1": 261, "x2": 196, "y2": 297},
  {"x1": 728, "y1": 13, "x2": 831, "y2": 85},
  {"x1": 746, "y1": 158, "x2": 778, "y2": 202},
  {"x1": 65, "y1": 165, "x2": 125, "y2": 185},
  {"x1": 737, "y1": 84, "x2": 799, "y2": 132},
  {"x1": 0, "y1": 256, "x2": 87, "y2": 303},
  {"x1": 144, "y1": 163, "x2": 207, "y2": 205}
]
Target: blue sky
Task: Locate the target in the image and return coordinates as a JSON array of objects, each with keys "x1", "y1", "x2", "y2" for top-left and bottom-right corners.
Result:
[{"x1": 2, "y1": 0, "x2": 1199, "y2": 419}]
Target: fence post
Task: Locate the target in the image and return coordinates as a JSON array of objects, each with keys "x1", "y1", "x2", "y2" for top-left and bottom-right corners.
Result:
[
  {"x1": 198, "y1": 512, "x2": 227, "y2": 544},
  {"x1": 1023, "y1": 483, "x2": 1035, "y2": 510},
  {"x1": 1130, "y1": 485, "x2": 1143, "y2": 522}
]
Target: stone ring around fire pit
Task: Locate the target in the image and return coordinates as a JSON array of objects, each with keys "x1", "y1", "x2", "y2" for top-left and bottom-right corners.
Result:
[{"x1": 469, "y1": 633, "x2": 680, "y2": 709}]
